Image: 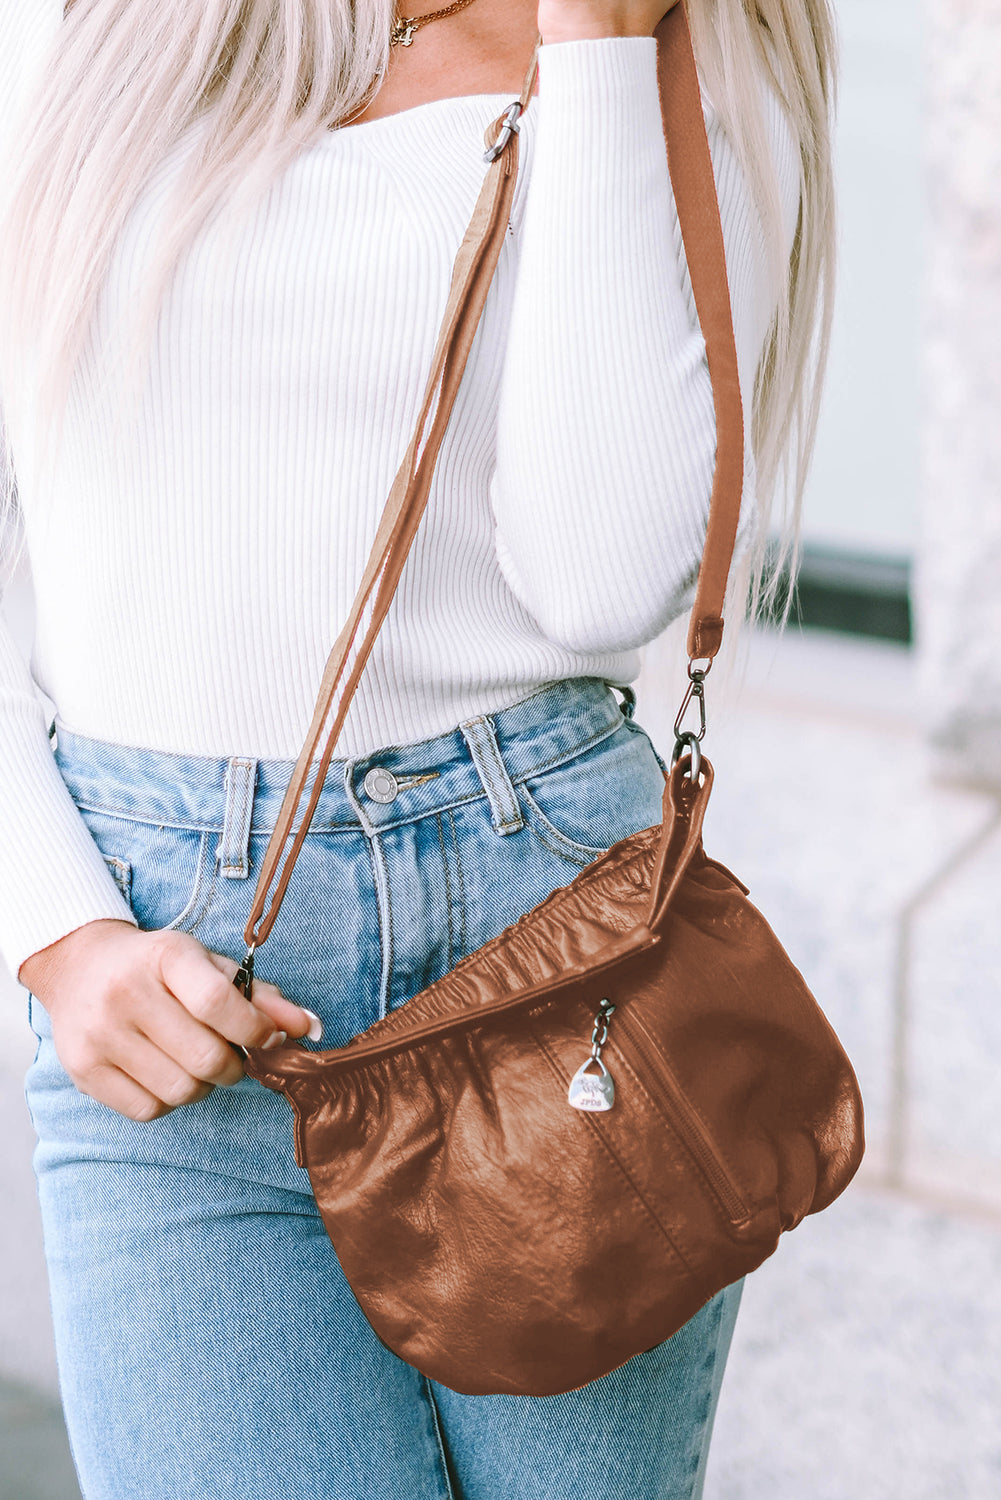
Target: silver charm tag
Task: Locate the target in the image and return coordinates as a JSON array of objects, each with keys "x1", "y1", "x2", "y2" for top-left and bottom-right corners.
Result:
[
  {"x1": 568, "y1": 1059, "x2": 615, "y2": 1112},
  {"x1": 568, "y1": 998, "x2": 617, "y2": 1112}
]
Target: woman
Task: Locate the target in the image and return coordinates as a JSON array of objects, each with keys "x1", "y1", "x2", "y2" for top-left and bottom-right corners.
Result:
[{"x1": 0, "y1": 0, "x2": 835, "y2": 1495}]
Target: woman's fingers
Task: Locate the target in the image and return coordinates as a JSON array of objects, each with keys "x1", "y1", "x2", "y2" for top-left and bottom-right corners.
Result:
[
  {"x1": 80, "y1": 1062, "x2": 175, "y2": 1123},
  {"x1": 129, "y1": 998, "x2": 247, "y2": 1089},
  {"x1": 536, "y1": 0, "x2": 680, "y2": 42},
  {"x1": 36, "y1": 921, "x2": 319, "y2": 1124},
  {"x1": 245, "y1": 987, "x2": 323, "y2": 1042},
  {"x1": 104, "y1": 1030, "x2": 218, "y2": 1110},
  {"x1": 202, "y1": 948, "x2": 323, "y2": 1042},
  {"x1": 153, "y1": 932, "x2": 290, "y2": 1050}
]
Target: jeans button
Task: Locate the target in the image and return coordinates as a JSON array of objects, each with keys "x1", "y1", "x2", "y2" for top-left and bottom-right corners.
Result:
[{"x1": 363, "y1": 767, "x2": 399, "y2": 804}]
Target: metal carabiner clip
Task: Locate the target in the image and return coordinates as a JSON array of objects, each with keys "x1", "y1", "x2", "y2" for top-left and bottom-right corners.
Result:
[
  {"x1": 673, "y1": 668, "x2": 708, "y2": 747},
  {"x1": 233, "y1": 940, "x2": 256, "y2": 1000},
  {"x1": 483, "y1": 101, "x2": 523, "y2": 163}
]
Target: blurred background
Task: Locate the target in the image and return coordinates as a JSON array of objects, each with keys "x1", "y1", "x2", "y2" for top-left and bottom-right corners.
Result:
[{"x1": 3, "y1": 0, "x2": 1000, "y2": 1495}]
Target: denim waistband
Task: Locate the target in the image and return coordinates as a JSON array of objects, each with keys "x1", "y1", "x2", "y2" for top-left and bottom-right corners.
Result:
[{"x1": 52, "y1": 677, "x2": 635, "y2": 843}]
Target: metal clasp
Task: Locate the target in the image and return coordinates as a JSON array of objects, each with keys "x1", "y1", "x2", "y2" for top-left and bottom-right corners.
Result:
[
  {"x1": 672, "y1": 659, "x2": 711, "y2": 782},
  {"x1": 233, "y1": 940, "x2": 256, "y2": 1001},
  {"x1": 483, "y1": 101, "x2": 523, "y2": 163}
]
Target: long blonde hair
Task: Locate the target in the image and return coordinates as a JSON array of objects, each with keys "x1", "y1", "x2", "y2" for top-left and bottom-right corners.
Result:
[{"x1": 0, "y1": 0, "x2": 836, "y2": 618}]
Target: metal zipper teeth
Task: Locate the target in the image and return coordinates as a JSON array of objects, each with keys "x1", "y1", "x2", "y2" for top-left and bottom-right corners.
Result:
[{"x1": 614, "y1": 1010, "x2": 752, "y2": 1226}]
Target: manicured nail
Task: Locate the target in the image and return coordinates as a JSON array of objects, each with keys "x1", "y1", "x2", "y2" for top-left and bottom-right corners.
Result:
[
  {"x1": 261, "y1": 1030, "x2": 287, "y2": 1050},
  {"x1": 303, "y1": 1010, "x2": 324, "y2": 1043}
]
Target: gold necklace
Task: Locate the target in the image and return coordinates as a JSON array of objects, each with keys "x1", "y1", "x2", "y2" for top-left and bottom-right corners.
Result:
[{"x1": 390, "y1": 0, "x2": 480, "y2": 47}]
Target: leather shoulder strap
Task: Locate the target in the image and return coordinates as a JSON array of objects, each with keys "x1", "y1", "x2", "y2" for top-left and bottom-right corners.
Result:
[
  {"x1": 655, "y1": 5, "x2": 744, "y2": 662},
  {"x1": 242, "y1": 48, "x2": 541, "y2": 948},
  {"x1": 243, "y1": 4, "x2": 744, "y2": 951}
]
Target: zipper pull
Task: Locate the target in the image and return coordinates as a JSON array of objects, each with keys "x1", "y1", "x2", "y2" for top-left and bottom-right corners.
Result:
[{"x1": 568, "y1": 998, "x2": 616, "y2": 1112}]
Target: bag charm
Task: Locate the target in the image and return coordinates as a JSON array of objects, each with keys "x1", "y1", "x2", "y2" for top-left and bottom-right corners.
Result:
[{"x1": 568, "y1": 999, "x2": 616, "y2": 1111}]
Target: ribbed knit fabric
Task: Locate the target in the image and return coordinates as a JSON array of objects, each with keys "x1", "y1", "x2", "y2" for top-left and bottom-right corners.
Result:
[{"x1": 0, "y1": 4, "x2": 799, "y2": 981}]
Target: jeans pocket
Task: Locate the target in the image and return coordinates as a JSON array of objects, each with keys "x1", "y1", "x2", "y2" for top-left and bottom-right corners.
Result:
[
  {"x1": 516, "y1": 721, "x2": 666, "y2": 868},
  {"x1": 80, "y1": 810, "x2": 217, "y2": 936},
  {"x1": 515, "y1": 781, "x2": 613, "y2": 866}
]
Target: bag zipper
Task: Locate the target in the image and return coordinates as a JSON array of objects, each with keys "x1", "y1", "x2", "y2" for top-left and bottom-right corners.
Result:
[
  {"x1": 319, "y1": 926, "x2": 660, "y2": 1075},
  {"x1": 614, "y1": 1009, "x2": 751, "y2": 1226}
]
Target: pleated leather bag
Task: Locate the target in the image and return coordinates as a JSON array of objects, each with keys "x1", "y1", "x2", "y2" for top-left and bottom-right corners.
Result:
[{"x1": 238, "y1": 6, "x2": 865, "y2": 1398}]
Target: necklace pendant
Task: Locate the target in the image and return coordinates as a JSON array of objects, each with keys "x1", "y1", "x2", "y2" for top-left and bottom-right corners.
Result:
[{"x1": 390, "y1": 17, "x2": 417, "y2": 45}]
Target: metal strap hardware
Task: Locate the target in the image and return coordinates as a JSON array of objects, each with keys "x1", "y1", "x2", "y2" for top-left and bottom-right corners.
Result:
[
  {"x1": 234, "y1": 939, "x2": 257, "y2": 1011},
  {"x1": 672, "y1": 660, "x2": 711, "y2": 783},
  {"x1": 483, "y1": 101, "x2": 524, "y2": 163}
]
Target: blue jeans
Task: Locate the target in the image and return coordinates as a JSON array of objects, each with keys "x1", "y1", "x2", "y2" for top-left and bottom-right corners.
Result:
[{"x1": 25, "y1": 676, "x2": 743, "y2": 1499}]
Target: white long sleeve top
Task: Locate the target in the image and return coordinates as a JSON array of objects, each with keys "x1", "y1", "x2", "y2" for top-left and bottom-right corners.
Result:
[{"x1": 0, "y1": 2, "x2": 800, "y2": 982}]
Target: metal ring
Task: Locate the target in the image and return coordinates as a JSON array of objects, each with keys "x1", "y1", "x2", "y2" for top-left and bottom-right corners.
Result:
[{"x1": 672, "y1": 731, "x2": 702, "y2": 785}]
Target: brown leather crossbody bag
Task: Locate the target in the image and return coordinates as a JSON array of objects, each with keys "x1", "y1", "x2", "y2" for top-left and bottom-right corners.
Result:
[{"x1": 237, "y1": 6, "x2": 865, "y2": 1398}]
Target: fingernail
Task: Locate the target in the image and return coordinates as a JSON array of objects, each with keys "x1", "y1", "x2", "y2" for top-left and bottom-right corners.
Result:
[
  {"x1": 303, "y1": 1009, "x2": 324, "y2": 1043},
  {"x1": 261, "y1": 1030, "x2": 287, "y2": 1050}
]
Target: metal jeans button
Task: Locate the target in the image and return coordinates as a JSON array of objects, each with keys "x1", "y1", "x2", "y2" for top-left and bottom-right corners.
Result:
[{"x1": 363, "y1": 767, "x2": 399, "y2": 804}]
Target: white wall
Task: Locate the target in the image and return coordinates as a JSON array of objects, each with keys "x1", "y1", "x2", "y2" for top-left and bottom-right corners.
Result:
[{"x1": 801, "y1": 0, "x2": 923, "y2": 556}]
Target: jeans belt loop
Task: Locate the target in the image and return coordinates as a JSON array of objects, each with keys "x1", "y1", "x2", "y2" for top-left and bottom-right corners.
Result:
[
  {"x1": 215, "y1": 757, "x2": 258, "y2": 878},
  {"x1": 618, "y1": 684, "x2": 638, "y2": 721},
  {"x1": 458, "y1": 715, "x2": 525, "y2": 837}
]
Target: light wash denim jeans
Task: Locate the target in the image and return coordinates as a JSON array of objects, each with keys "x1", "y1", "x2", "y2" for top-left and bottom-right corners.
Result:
[{"x1": 25, "y1": 676, "x2": 743, "y2": 1500}]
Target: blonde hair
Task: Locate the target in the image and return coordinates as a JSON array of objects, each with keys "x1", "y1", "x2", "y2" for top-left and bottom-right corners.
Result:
[
  {"x1": 0, "y1": 0, "x2": 836, "y2": 619},
  {"x1": 689, "y1": 0, "x2": 838, "y2": 623}
]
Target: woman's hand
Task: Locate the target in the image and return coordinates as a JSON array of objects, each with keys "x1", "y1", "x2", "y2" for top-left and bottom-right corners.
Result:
[
  {"x1": 19, "y1": 919, "x2": 320, "y2": 1122},
  {"x1": 537, "y1": 0, "x2": 681, "y2": 43}
]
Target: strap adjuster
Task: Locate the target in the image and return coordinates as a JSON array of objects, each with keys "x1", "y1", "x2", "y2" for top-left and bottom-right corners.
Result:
[{"x1": 483, "y1": 101, "x2": 523, "y2": 163}]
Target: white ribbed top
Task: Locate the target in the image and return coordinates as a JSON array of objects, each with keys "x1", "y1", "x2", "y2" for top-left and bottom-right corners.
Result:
[{"x1": 0, "y1": 3, "x2": 800, "y2": 981}]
